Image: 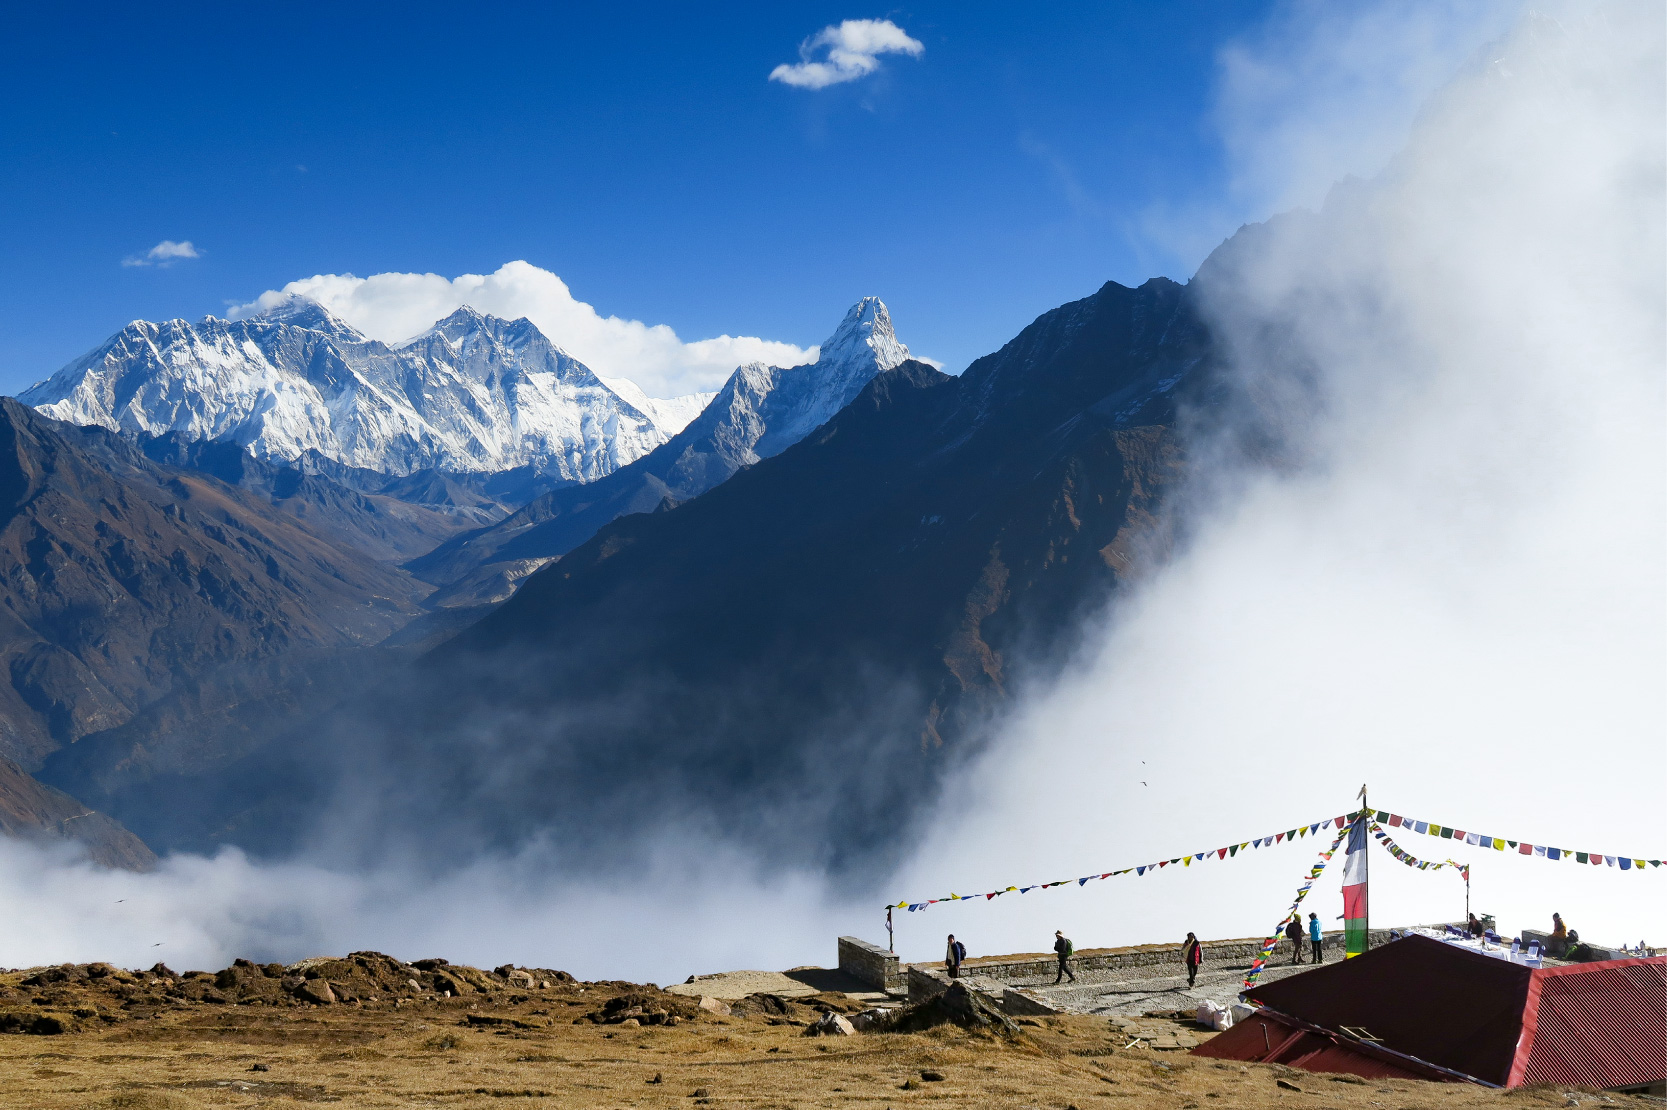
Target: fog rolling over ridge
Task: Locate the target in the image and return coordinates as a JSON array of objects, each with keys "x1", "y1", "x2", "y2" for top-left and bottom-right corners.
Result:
[
  {"x1": 893, "y1": 1, "x2": 1664, "y2": 964},
  {"x1": 0, "y1": 1, "x2": 1660, "y2": 984}
]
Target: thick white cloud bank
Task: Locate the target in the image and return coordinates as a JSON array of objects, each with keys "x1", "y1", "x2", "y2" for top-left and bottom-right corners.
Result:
[
  {"x1": 890, "y1": 0, "x2": 1665, "y2": 965},
  {"x1": 0, "y1": 838, "x2": 868, "y2": 983},
  {"x1": 231, "y1": 261, "x2": 815, "y2": 399}
]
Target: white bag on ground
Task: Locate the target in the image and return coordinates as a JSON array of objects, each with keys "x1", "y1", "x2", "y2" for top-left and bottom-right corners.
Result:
[
  {"x1": 1229, "y1": 1001, "x2": 1258, "y2": 1026},
  {"x1": 1195, "y1": 1000, "x2": 1233, "y2": 1031}
]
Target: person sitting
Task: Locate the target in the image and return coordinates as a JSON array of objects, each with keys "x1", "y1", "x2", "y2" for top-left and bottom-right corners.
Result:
[
  {"x1": 1548, "y1": 912, "x2": 1570, "y2": 957},
  {"x1": 1467, "y1": 913, "x2": 1484, "y2": 938}
]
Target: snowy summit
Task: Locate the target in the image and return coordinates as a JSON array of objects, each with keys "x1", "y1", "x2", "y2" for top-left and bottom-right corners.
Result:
[{"x1": 20, "y1": 298, "x2": 715, "y2": 481}]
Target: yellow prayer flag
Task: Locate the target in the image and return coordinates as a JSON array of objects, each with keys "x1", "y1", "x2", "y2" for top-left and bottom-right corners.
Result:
[{"x1": 1494, "y1": 838, "x2": 1506, "y2": 851}]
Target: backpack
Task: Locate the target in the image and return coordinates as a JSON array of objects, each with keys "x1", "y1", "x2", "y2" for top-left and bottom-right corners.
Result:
[
  {"x1": 1064, "y1": 938, "x2": 1074, "y2": 957},
  {"x1": 953, "y1": 941, "x2": 966, "y2": 962}
]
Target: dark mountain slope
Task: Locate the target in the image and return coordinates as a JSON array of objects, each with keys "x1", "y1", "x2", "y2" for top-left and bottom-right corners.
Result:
[
  {"x1": 405, "y1": 297, "x2": 908, "y2": 606},
  {"x1": 35, "y1": 277, "x2": 1209, "y2": 864},
  {"x1": 0, "y1": 756, "x2": 156, "y2": 870},
  {"x1": 136, "y1": 433, "x2": 479, "y2": 564},
  {"x1": 0, "y1": 399, "x2": 429, "y2": 769},
  {"x1": 340, "y1": 278, "x2": 1207, "y2": 866}
]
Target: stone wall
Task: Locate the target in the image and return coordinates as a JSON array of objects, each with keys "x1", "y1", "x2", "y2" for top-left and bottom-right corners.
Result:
[
  {"x1": 837, "y1": 936, "x2": 904, "y2": 993},
  {"x1": 905, "y1": 929, "x2": 1404, "y2": 1000}
]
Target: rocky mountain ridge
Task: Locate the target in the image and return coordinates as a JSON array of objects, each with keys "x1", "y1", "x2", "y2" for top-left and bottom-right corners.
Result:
[
  {"x1": 20, "y1": 298, "x2": 708, "y2": 483},
  {"x1": 52, "y1": 277, "x2": 1208, "y2": 862},
  {"x1": 409, "y1": 297, "x2": 913, "y2": 603}
]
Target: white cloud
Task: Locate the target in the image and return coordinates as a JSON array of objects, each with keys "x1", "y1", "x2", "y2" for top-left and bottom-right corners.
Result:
[
  {"x1": 122, "y1": 239, "x2": 202, "y2": 268},
  {"x1": 1213, "y1": 0, "x2": 1520, "y2": 216},
  {"x1": 229, "y1": 261, "x2": 816, "y2": 398},
  {"x1": 769, "y1": 18, "x2": 923, "y2": 89}
]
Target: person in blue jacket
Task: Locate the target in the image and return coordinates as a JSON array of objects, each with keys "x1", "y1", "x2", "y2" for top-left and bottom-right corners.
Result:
[{"x1": 1308, "y1": 912, "x2": 1324, "y2": 963}]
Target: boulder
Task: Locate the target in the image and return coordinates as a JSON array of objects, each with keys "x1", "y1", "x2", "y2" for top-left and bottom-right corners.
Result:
[
  {"x1": 848, "y1": 1007, "x2": 894, "y2": 1032},
  {"x1": 883, "y1": 982, "x2": 1019, "y2": 1037},
  {"x1": 697, "y1": 996, "x2": 731, "y2": 1016},
  {"x1": 294, "y1": 979, "x2": 337, "y2": 1005},
  {"x1": 802, "y1": 1011, "x2": 855, "y2": 1037}
]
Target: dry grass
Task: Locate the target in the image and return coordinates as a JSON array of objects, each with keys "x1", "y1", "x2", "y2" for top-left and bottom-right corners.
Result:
[{"x1": 0, "y1": 962, "x2": 1650, "y2": 1109}]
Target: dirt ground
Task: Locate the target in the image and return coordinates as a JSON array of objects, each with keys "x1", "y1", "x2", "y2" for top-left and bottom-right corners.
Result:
[{"x1": 0, "y1": 957, "x2": 1647, "y2": 1110}]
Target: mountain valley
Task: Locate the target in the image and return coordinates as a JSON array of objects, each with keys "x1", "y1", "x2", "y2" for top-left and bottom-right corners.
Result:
[{"x1": 5, "y1": 276, "x2": 1219, "y2": 869}]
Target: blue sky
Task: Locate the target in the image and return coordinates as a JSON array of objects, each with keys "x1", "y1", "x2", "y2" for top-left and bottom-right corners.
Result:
[{"x1": 0, "y1": 2, "x2": 1497, "y2": 394}]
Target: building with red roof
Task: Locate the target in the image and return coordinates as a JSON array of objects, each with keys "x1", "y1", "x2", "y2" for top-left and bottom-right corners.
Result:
[{"x1": 1193, "y1": 934, "x2": 1665, "y2": 1094}]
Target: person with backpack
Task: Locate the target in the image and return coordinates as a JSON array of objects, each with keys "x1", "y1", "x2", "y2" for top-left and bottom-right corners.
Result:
[
  {"x1": 1182, "y1": 932, "x2": 1203, "y2": 988},
  {"x1": 1285, "y1": 918, "x2": 1305, "y2": 964},
  {"x1": 1053, "y1": 930, "x2": 1076, "y2": 983},
  {"x1": 945, "y1": 934, "x2": 966, "y2": 979}
]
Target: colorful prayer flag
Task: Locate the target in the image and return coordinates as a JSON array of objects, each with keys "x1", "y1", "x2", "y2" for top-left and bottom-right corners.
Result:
[{"x1": 1342, "y1": 813, "x2": 1369, "y2": 958}]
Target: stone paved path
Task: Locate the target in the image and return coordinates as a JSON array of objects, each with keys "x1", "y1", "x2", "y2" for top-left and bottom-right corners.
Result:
[{"x1": 1017, "y1": 954, "x2": 1333, "y2": 1016}]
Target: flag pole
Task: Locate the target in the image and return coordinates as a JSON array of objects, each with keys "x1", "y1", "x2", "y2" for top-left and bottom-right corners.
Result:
[{"x1": 1360, "y1": 784, "x2": 1369, "y2": 952}]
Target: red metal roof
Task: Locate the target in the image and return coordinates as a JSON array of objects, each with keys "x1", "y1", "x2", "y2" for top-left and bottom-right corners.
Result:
[
  {"x1": 1509, "y1": 958, "x2": 1667, "y2": 1091},
  {"x1": 1239, "y1": 935, "x2": 1531, "y2": 1084},
  {"x1": 1212, "y1": 936, "x2": 1667, "y2": 1091},
  {"x1": 1193, "y1": 1008, "x2": 1471, "y2": 1084}
]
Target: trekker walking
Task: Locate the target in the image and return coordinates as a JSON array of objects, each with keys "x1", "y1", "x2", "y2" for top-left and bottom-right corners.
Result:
[
  {"x1": 1308, "y1": 913, "x2": 1323, "y2": 963},
  {"x1": 945, "y1": 934, "x2": 966, "y2": 979},
  {"x1": 1285, "y1": 918, "x2": 1304, "y2": 964},
  {"x1": 1182, "y1": 932, "x2": 1203, "y2": 988},
  {"x1": 1053, "y1": 930, "x2": 1076, "y2": 983}
]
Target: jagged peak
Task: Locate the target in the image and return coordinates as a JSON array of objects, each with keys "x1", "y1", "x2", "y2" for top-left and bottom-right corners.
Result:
[
  {"x1": 407, "y1": 306, "x2": 549, "y2": 352},
  {"x1": 815, "y1": 297, "x2": 909, "y2": 373},
  {"x1": 246, "y1": 294, "x2": 368, "y2": 341}
]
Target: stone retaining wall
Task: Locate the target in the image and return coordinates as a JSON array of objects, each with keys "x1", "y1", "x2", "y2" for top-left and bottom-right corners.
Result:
[
  {"x1": 904, "y1": 929, "x2": 1406, "y2": 1002},
  {"x1": 837, "y1": 936, "x2": 905, "y2": 993}
]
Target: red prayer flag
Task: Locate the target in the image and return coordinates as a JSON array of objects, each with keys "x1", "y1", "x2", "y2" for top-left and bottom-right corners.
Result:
[
  {"x1": 1218, "y1": 848, "x2": 1228, "y2": 860},
  {"x1": 1389, "y1": 814, "x2": 1403, "y2": 827},
  {"x1": 1519, "y1": 843, "x2": 1533, "y2": 855},
  {"x1": 1159, "y1": 861, "x2": 1169, "y2": 868},
  {"x1": 1276, "y1": 833, "x2": 1285, "y2": 843}
]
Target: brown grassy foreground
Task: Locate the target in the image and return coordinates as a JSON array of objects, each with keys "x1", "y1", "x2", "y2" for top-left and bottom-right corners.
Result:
[{"x1": 0, "y1": 957, "x2": 1646, "y2": 1109}]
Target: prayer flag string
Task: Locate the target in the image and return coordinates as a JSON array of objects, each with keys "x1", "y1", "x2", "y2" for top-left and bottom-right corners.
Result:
[
  {"x1": 888, "y1": 805, "x2": 1659, "y2": 915},
  {"x1": 1369, "y1": 821, "x2": 1467, "y2": 877},
  {"x1": 1358, "y1": 809, "x2": 1659, "y2": 872},
  {"x1": 887, "y1": 812, "x2": 1351, "y2": 912},
  {"x1": 1242, "y1": 822, "x2": 1350, "y2": 990}
]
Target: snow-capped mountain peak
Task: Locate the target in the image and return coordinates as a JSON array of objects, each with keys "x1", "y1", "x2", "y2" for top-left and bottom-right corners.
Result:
[
  {"x1": 746, "y1": 297, "x2": 912, "y2": 457},
  {"x1": 251, "y1": 293, "x2": 368, "y2": 341},
  {"x1": 20, "y1": 299, "x2": 708, "y2": 482},
  {"x1": 815, "y1": 296, "x2": 910, "y2": 376}
]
